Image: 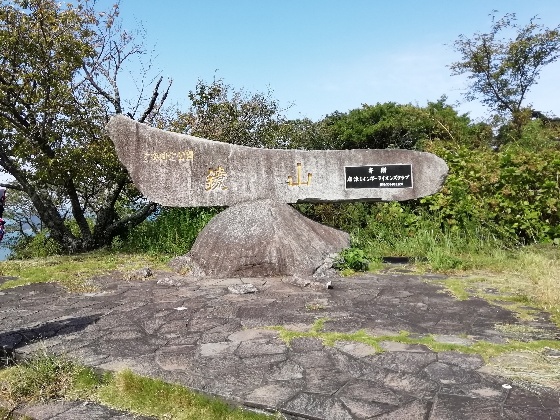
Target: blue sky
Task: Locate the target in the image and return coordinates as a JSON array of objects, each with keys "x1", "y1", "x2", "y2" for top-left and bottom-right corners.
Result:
[
  {"x1": 98, "y1": 0, "x2": 560, "y2": 120},
  {"x1": 99, "y1": 0, "x2": 560, "y2": 122},
  {"x1": 1, "y1": 1, "x2": 559, "y2": 254}
]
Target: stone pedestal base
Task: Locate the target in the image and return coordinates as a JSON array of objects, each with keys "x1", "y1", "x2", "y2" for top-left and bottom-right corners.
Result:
[{"x1": 170, "y1": 199, "x2": 350, "y2": 278}]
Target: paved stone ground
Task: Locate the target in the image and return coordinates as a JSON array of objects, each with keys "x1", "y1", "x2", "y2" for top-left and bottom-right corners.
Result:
[{"x1": 1, "y1": 270, "x2": 559, "y2": 419}]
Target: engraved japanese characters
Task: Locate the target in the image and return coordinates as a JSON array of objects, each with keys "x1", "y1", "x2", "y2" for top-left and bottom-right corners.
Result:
[{"x1": 107, "y1": 115, "x2": 448, "y2": 207}]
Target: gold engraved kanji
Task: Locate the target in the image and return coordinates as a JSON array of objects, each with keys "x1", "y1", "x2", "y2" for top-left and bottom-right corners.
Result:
[{"x1": 205, "y1": 166, "x2": 228, "y2": 191}]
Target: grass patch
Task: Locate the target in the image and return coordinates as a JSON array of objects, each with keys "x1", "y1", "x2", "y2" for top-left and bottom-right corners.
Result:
[
  {"x1": 98, "y1": 370, "x2": 273, "y2": 420},
  {"x1": 0, "y1": 353, "x2": 276, "y2": 419},
  {"x1": 270, "y1": 318, "x2": 560, "y2": 388},
  {"x1": 493, "y1": 323, "x2": 558, "y2": 340},
  {"x1": 270, "y1": 318, "x2": 560, "y2": 362},
  {"x1": 0, "y1": 251, "x2": 170, "y2": 292},
  {"x1": 421, "y1": 244, "x2": 560, "y2": 326},
  {"x1": 485, "y1": 351, "x2": 560, "y2": 389},
  {"x1": 430, "y1": 277, "x2": 540, "y2": 322},
  {"x1": 0, "y1": 353, "x2": 98, "y2": 405},
  {"x1": 353, "y1": 211, "x2": 507, "y2": 273},
  {"x1": 431, "y1": 277, "x2": 478, "y2": 301}
]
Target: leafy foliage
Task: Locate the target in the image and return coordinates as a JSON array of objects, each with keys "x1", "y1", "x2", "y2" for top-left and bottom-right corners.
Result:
[
  {"x1": 1, "y1": 189, "x2": 43, "y2": 236},
  {"x1": 297, "y1": 116, "x2": 559, "y2": 270},
  {"x1": 9, "y1": 230, "x2": 62, "y2": 259},
  {"x1": 170, "y1": 77, "x2": 289, "y2": 148},
  {"x1": 333, "y1": 248, "x2": 370, "y2": 272},
  {"x1": 303, "y1": 98, "x2": 492, "y2": 151},
  {"x1": 0, "y1": 0, "x2": 169, "y2": 253},
  {"x1": 422, "y1": 135, "x2": 560, "y2": 244},
  {"x1": 114, "y1": 207, "x2": 223, "y2": 256},
  {"x1": 450, "y1": 12, "x2": 560, "y2": 131}
]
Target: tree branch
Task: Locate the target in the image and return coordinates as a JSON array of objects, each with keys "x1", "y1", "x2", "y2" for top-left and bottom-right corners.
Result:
[
  {"x1": 0, "y1": 183, "x2": 24, "y2": 191},
  {"x1": 64, "y1": 177, "x2": 92, "y2": 240},
  {"x1": 0, "y1": 149, "x2": 76, "y2": 248},
  {"x1": 82, "y1": 63, "x2": 122, "y2": 114},
  {"x1": 139, "y1": 76, "x2": 162, "y2": 123},
  {"x1": 112, "y1": 201, "x2": 157, "y2": 231},
  {"x1": 106, "y1": 169, "x2": 131, "y2": 209},
  {"x1": 97, "y1": 201, "x2": 157, "y2": 245}
]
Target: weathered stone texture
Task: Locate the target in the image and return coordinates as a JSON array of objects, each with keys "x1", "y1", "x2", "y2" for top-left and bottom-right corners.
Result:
[
  {"x1": 107, "y1": 115, "x2": 448, "y2": 206},
  {"x1": 2, "y1": 273, "x2": 560, "y2": 419},
  {"x1": 171, "y1": 200, "x2": 350, "y2": 277}
]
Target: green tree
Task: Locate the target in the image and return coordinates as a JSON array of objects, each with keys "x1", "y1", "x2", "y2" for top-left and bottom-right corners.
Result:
[
  {"x1": 311, "y1": 99, "x2": 484, "y2": 151},
  {"x1": 2, "y1": 189, "x2": 43, "y2": 237},
  {"x1": 274, "y1": 117, "x2": 330, "y2": 150},
  {"x1": 0, "y1": 0, "x2": 170, "y2": 253},
  {"x1": 450, "y1": 12, "x2": 560, "y2": 132},
  {"x1": 170, "y1": 77, "x2": 289, "y2": 148}
]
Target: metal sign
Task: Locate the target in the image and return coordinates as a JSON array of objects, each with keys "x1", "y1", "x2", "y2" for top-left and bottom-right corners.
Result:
[{"x1": 345, "y1": 165, "x2": 412, "y2": 189}]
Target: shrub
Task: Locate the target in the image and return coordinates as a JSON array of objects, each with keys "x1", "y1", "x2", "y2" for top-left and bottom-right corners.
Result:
[
  {"x1": 422, "y1": 139, "x2": 560, "y2": 244},
  {"x1": 333, "y1": 248, "x2": 370, "y2": 271},
  {"x1": 116, "y1": 207, "x2": 224, "y2": 255},
  {"x1": 10, "y1": 231, "x2": 62, "y2": 259}
]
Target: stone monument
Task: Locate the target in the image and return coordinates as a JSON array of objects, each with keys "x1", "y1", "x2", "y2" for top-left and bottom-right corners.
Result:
[{"x1": 107, "y1": 115, "x2": 448, "y2": 278}]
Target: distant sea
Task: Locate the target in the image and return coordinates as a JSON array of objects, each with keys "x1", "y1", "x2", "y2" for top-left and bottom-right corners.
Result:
[
  {"x1": 1, "y1": 216, "x2": 36, "y2": 260},
  {"x1": 0, "y1": 246, "x2": 9, "y2": 261},
  {"x1": 0, "y1": 231, "x2": 16, "y2": 261}
]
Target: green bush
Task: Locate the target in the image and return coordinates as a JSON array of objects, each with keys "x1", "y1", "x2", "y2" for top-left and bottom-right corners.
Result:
[
  {"x1": 10, "y1": 231, "x2": 62, "y2": 259},
  {"x1": 115, "y1": 207, "x2": 224, "y2": 255},
  {"x1": 422, "y1": 139, "x2": 560, "y2": 244},
  {"x1": 313, "y1": 98, "x2": 491, "y2": 151},
  {"x1": 333, "y1": 248, "x2": 370, "y2": 271},
  {"x1": 297, "y1": 119, "x2": 559, "y2": 270}
]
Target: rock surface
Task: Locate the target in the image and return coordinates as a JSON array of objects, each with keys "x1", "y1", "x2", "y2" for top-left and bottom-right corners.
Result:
[
  {"x1": 107, "y1": 115, "x2": 448, "y2": 206},
  {"x1": 170, "y1": 200, "x2": 350, "y2": 277},
  {"x1": 1, "y1": 272, "x2": 559, "y2": 420}
]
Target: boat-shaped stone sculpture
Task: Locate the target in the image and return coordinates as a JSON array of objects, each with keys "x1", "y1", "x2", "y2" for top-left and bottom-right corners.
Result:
[{"x1": 107, "y1": 115, "x2": 448, "y2": 280}]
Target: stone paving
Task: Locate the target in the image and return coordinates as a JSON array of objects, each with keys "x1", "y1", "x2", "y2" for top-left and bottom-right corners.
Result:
[{"x1": 1, "y1": 270, "x2": 559, "y2": 419}]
